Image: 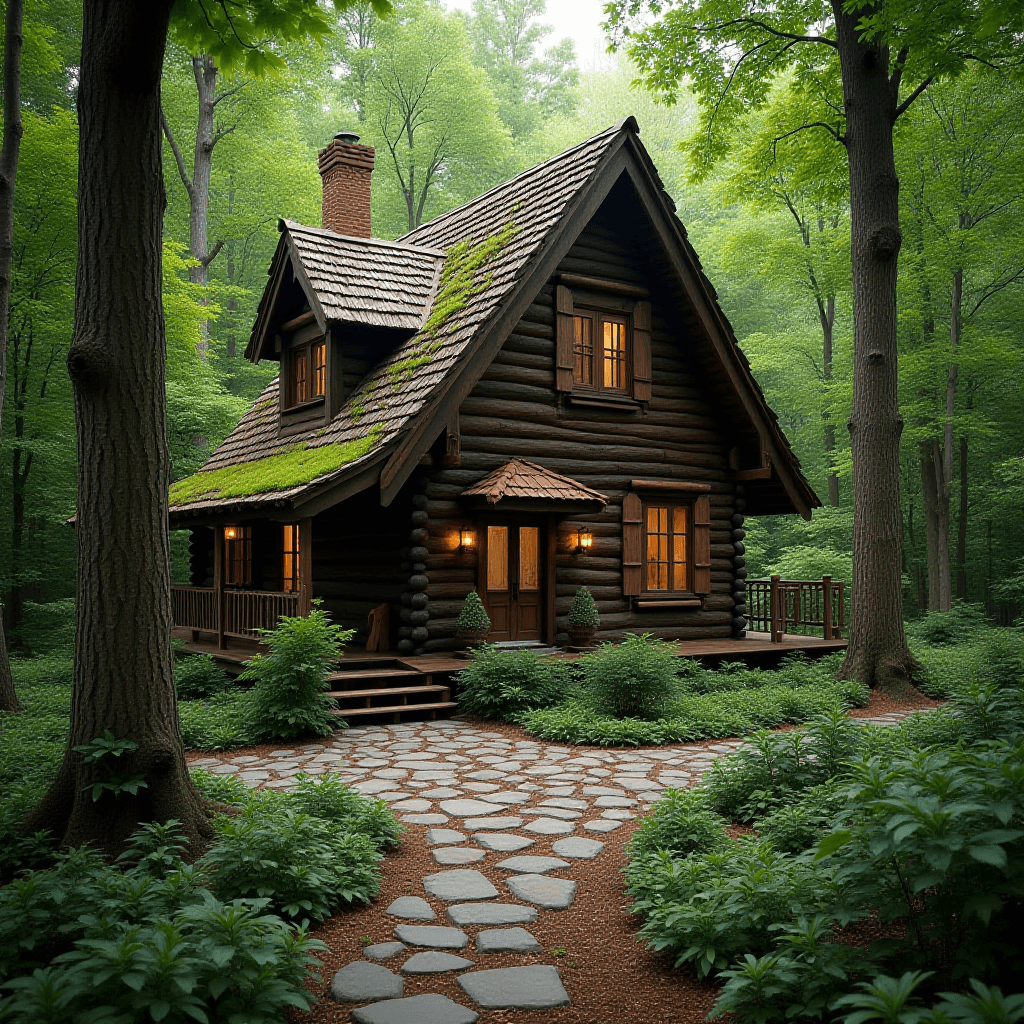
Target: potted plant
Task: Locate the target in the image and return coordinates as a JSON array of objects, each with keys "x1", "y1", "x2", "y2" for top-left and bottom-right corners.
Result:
[
  {"x1": 455, "y1": 590, "x2": 491, "y2": 649},
  {"x1": 568, "y1": 586, "x2": 600, "y2": 648}
]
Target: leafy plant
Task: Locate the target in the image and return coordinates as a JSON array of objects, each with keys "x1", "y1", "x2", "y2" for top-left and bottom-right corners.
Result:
[
  {"x1": 174, "y1": 653, "x2": 233, "y2": 700},
  {"x1": 72, "y1": 730, "x2": 149, "y2": 802},
  {"x1": 289, "y1": 774, "x2": 402, "y2": 850},
  {"x1": 568, "y1": 586, "x2": 600, "y2": 629},
  {"x1": 456, "y1": 590, "x2": 491, "y2": 634},
  {"x1": 906, "y1": 603, "x2": 992, "y2": 647},
  {"x1": 240, "y1": 601, "x2": 352, "y2": 741},
  {"x1": 455, "y1": 645, "x2": 570, "y2": 719},
  {"x1": 582, "y1": 633, "x2": 678, "y2": 719},
  {"x1": 627, "y1": 787, "x2": 729, "y2": 861}
]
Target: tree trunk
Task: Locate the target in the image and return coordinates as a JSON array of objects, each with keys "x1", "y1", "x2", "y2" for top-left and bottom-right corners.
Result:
[
  {"x1": 932, "y1": 436, "x2": 952, "y2": 610},
  {"x1": 956, "y1": 434, "x2": 968, "y2": 600},
  {"x1": 226, "y1": 180, "x2": 236, "y2": 358},
  {"x1": 820, "y1": 292, "x2": 839, "y2": 507},
  {"x1": 0, "y1": 0, "x2": 24, "y2": 711},
  {"x1": 920, "y1": 441, "x2": 940, "y2": 610},
  {"x1": 189, "y1": 55, "x2": 216, "y2": 287},
  {"x1": 833, "y1": 5, "x2": 918, "y2": 688},
  {"x1": 24, "y1": 0, "x2": 210, "y2": 856}
]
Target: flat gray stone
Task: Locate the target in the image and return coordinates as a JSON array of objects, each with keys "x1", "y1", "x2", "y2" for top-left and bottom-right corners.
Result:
[
  {"x1": 433, "y1": 847, "x2": 486, "y2": 865},
  {"x1": 505, "y1": 874, "x2": 577, "y2": 910},
  {"x1": 495, "y1": 855, "x2": 570, "y2": 874},
  {"x1": 392, "y1": 798, "x2": 432, "y2": 811},
  {"x1": 474, "y1": 928, "x2": 542, "y2": 953},
  {"x1": 523, "y1": 817, "x2": 574, "y2": 835},
  {"x1": 539, "y1": 797, "x2": 588, "y2": 810},
  {"x1": 330, "y1": 961, "x2": 403, "y2": 1002},
  {"x1": 439, "y1": 799, "x2": 503, "y2": 817},
  {"x1": 479, "y1": 791, "x2": 531, "y2": 805},
  {"x1": 583, "y1": 818, "x2": 622, "y2": 833},
  {"x1": 426, "y1": 828, "x2": 466, "y2": 845},
  {"x1": 458, "y1": 965, "x2": 569, "y2": 1010},
  {"x1": 421, "y1": 787, "x2": 463, "y2": 798},
  {"x1": 473, "y1": 833, "x2": 534, "y2": 852},
  {"x1": 401, "y1": 813, "x2": 449, "y2": 825},
  {"x1": 446, "y1": 903, "x2": 538, "y2": 926},
  {"x1": 582, "y1": 786, "x2": 625, "y2": 796},
  {"x1": 465, "y1": 816, "x2": 522, "y2": 830},
  {"x1": 393, "y1": 925, "x2": 469, "y2": 949},
  {"x1": 386, "y1": 896, "x2": 435, "y2": 921},
  {"x1": 552, "y1": 837, "x2": 605, "y2": 860},
  {"x1": 423, "y1": 869, "x2": 499, "y2": 902},
  {"x1": 466, "y1": 770, "x2": 503, "y2": 780},
  {"x1": 524, "y1": 807, "x2": 581, "y2": 820},
  {"x1": 602, "y1": 808, "x2": 634, "y2": 820},
  {"x1": 401, "y1": 952, "x2": 475, "y2": 974},
  {"x1": 364, "y1": 942, "x2": 406, "y2": 961},
  {"x1": 350, "y1": 993, "x2": 478, "y2": 1024},
  {"x1": 616, "y1": 778, "x2": 662, "y2": 791},
  {"x1": 594, "y1": 795, "x2": 637, "y2": 808}
]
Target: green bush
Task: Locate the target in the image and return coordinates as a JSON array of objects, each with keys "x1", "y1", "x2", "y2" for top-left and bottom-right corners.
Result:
[
  {"x1": 179, "y1": 689, "x2": 254, "y2": 751},
  {"x1": 755, "y1": 779, "x2": 845, "y2": 854},
  {"x1": 289, "y1": 774, "x2": 402, "y2": 850},
  {"x1": 568, "y1": 586, "x2": 600, "y2": 628},
  {"x1": 174, "y1": 653, "x2": 233, "y2": 700},
  {"x1": 240, "y1": 601, "x2": 352, "y2": 741},
  {"x1": 456, "y1": 590, "x2": 490, "y2": 633},
  {"x1": 906, "y1": 601, "x2": 992, "y2": 646},
  {"x1": 456, "y1": 645, "x2": 570, "y2": 719},
  {"x1": 582, "y1": 633, "x2": 678, "y2": 719},
  {"x1": 627, "y1": 787, "x2": 728, "y2": 861}
]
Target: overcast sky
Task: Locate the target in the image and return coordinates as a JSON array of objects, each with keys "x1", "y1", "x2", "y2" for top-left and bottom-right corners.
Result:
[{"x1": 444, "y1": 0, "x2": 614, "y2": 65}]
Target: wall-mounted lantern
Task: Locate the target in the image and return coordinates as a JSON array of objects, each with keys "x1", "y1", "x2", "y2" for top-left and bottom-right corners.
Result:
[
  {"x1": 575, "y1": 527, "x2": 593, "y2": 555},
  {"x1": 224, "y1": 525, "x2": 238, "y2": 541},
  {"x1": 458, "y1": 525, "x2": 475, "y2": 553}
]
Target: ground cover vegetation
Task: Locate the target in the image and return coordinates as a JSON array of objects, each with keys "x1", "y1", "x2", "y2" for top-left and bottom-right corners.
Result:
[{"x1": 623, "y1": 617, "x2": 1024, "y2": 1021}]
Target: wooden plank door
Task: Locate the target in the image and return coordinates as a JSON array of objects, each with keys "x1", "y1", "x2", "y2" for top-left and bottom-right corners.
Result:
[{"x1": 482, "y1": 519, "x2": 543, "y2": 642}]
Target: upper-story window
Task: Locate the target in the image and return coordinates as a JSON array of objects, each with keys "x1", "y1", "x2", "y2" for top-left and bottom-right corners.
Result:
[
  {"x1": 287, "y1": 338, "x2": 326, "y2": 407},
  {"x1": 572, "y1": 311, "x2": 629, "y2": 393}
]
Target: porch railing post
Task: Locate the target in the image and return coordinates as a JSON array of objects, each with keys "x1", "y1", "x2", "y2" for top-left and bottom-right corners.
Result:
[
  {"x1": 214, "y1": 526, "x2": 226, "y2": 650},
  {"x1": 770, "y1": 574, "x2": 781, "y2": 643},
  {"x1": 298, "y1": 517, "x2": 313, "y2": 616},
  {"x1": 822, "y1": 575, "x2": 833, "y2": 640}
]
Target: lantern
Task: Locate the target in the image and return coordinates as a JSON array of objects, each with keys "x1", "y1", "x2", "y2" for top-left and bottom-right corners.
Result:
[
  {"x1": 458, "y1": 526, "x2": 475, "y2": 553},
  {"x1": 575, "y1": 528, "x2": 593, "y2": 554}
]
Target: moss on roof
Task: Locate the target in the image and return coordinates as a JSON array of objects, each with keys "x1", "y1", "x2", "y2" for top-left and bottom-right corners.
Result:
[{"x1": 168, "y1": 428, "x2": 383, "y2": 507}]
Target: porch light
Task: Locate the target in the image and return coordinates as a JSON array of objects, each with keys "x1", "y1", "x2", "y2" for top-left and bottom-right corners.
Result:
[
  {"x1": 224, "y1": 526, "x2": 238, "y2": 541},
  {"x1": 575, "y1": 528, "x2": 593, "y2": 554},
  {"x1": 459, "y1": 526, "x2": 475, "y2": 553}
]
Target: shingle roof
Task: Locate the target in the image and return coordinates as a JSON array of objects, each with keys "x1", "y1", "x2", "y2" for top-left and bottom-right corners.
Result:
[
  {"x1": 284, "y1": 222, "x2": 444, "y2": 330},
  {"x1": 462, "y1": 459, "x2": 609, "y2": 505},
  {"x1": 169, "y1": 123, "x2": 626, "y2": 515}
]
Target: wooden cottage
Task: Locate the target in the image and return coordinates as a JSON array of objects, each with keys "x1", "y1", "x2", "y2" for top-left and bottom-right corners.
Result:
[{"x1": 169, "y1": 118, "x2": 820, "y2": 662}]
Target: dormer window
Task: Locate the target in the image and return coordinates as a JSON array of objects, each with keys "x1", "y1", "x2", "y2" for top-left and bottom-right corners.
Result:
[
  {"x1": 572, "y1": 311, "x2": 629, "y2": 393},
  {"x1": 288, "y1": 338, "x2": 326, "y2": 407}
]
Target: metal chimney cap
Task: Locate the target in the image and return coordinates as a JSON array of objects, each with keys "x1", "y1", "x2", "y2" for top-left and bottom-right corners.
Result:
[{"x1": 334, "y1": 131, "x2": 361, "y2": 144}]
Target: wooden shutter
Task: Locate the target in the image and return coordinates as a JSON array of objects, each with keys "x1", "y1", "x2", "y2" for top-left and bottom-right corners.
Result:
[
  {"x1": 693, "y1": 495, "x2": 711, "y2": 595},
  {"x1": 555, "y1": 284, "x2": 574, "y2": 392},
  {"x1": 632, "y1": 300, "x2": 652, "y2": 402},
  {"x1": 622, "y1": 492, "x2": 643, "y2": 596}
]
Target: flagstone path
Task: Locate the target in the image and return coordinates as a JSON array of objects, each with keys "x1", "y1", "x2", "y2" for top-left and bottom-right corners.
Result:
[{"x1": 188, "y1": 706, "x2": 929, "y2": 1023}]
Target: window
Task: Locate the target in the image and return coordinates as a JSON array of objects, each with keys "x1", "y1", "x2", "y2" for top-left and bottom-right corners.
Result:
[
  {"x1": 287, "y1": 338, "x2": 326, "y2": 407},
  {"x1": 224, "y1": 526, "x2": 252, "y2": 586},
  {"x1": 644, "y1": 503, "x2": 689, "y2": 593},
  {"x1": 282, "y1": 523, "x2": 300, "y2": 592},
  {"x1": 571, "y1": 310, "x2": 629, "y2": 393}
]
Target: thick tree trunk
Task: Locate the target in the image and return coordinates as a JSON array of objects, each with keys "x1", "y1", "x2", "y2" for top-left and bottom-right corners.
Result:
[
  {"x1": 820, "y1": 292, "x2": 839, "y2": 507},
  {"x1": 24, "y1": 0, "x2": 210, "y2": 856},
  {"x1": 956, "y1": 434, "x2": 968, "y2": 599},
  {"x1": 189, "y1": 55, "x2": 216, "y2": 288},
  {"x1": 920, "y1": 442, "x2": 940, "y2": 610},
  {"x1": 0, "y1": 0, "x2": 23, "y2": 712},
  {"x1": 833, "y1": 6, "x2": 918, "y2": 688},
  {"x1": 932, "y1": 437, "x2": 952, "y2": 610}
]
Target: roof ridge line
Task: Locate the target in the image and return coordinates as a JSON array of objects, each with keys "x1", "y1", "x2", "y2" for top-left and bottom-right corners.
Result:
[{"x1": 280, "y1": 218, "x2": 447, "y2": 257}]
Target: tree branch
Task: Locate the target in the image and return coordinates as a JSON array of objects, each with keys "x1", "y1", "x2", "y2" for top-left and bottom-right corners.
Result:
[
  {"x1": 160, "y1": 109, "x2": 194, "y2": 198},
  {"x1": 717, "y1": 17, "x2": 837, "y2": 48},
  {"x1": 772, "y1": 121, "x2": 846, "y2": 161},
  {"x1": 200, "y1": 239, "x2": 224, "y2": 268},
  {"x1": 895, "y1": 78, "x2": 933, "y2": 121}
]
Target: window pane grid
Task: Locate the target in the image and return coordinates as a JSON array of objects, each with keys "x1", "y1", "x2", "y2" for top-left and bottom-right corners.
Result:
[
  {"x1": 603, "y1": 320, "x2": 626, "y2": 390},
  {"x1": 644, "y1": 503, "x2": 688, "y2": 593},
  {"x1": 487, "y1": 526, "x2": 508, "y2": 591},
  {"x1": 573, "y1": 315, "x2": 593, "y2": 386},
  {"x1": 312, "y1": 341, "x2": 326, "y2": 397},
  {"x1": 282, "y1": 524, "x2": 300, "y2": 592},
  {"x1": 292, "y1": 349, "x2": 308, "y2": 405}
]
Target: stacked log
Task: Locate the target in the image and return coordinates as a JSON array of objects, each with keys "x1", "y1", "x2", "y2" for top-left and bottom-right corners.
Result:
[
  {"x1": 731, "y1": 484, "x2": 747, "y2": 637},
  {"x1": 397, "y1": 480, "x2": 430, "y2": 655}
]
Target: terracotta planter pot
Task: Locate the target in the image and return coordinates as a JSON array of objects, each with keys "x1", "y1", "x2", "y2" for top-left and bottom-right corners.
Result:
[{"x1": 568, "y1": 625, "x2": 597, "y2": 649}]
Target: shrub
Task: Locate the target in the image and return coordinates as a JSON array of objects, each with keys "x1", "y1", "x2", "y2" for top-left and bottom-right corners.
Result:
[
  {"x1": 906, "y1": 601, "x2": 992, "y2": 646},
  {"x1": 289, "y1": 774, "x2": 402, "y2": 850},
  {"x1": 456, "y1": 645, "x2": 570, "y2": 719},
  {"x1": 582, "y1": 633, "x2": 678, "y2": 719},
  {"x1": 199, "y1": 807, "x2": 383, "y2": 921},
  {"x1": 174, "y1": 652, "x2": 233, "y2": 700},
  {"x1": 568, "y1": 586, "x2": 600, "y2": 628},
  {"x1": 456, "y1": 590, "x2": 490, "y2": 634},
  {"x1": 240, "y1": 601, "x2": 352, "y2": 741},
  {"x1": 627, "y1": 787, "x2": 729, "y2": 862},
  {"x1": 179, "y1": 689, "x2": 254, "y2": 751},
  {"x1": 755, "y1": 779, "x2": 845, "y2": 854}
]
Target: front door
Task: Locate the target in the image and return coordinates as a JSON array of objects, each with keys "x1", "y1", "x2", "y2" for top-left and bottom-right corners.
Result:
[{"x1": 482, "y1": 518, "x2": 543, "y2": 642}]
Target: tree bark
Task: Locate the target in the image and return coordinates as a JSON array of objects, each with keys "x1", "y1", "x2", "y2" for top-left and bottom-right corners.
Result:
[
  {"x1": 24, "y1": 0, "x2": 210, "y2": 856},
  {"x1": 833, "y1": 5, "x2": 918, "y2": 688},
  {"x1": 920, "y1": 441, "x2": 940, "y2": 610},
  {"x1": 956, "y1": 434, "x2": 968, "y2": 599},
  {"x1": 820, "y1": 292, "x2": 839, "y2": 506},
  {"x1": 0, "y1": 0, "x2": 24, "y2": 711}
]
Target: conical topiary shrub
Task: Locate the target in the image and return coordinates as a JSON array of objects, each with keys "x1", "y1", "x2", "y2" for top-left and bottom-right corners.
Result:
[
  {"x1": 456, "y1": 590, "x2": 491, "y2": 645},
  {"x1": 568, "y1": 586, "x2": 600, "y2": 648}
]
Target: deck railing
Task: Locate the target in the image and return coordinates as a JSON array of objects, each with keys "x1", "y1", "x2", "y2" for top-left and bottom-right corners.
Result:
[
  {"x1": 746, "y1": 575, "x2": 845, "y2": 642},
  {"x1": 171, "y1": 584, "x2": 300, "y2": 646}
]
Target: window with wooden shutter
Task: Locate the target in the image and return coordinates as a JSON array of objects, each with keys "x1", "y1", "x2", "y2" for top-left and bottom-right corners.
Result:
[
  {"x1": 692, "y1": 495, "x2": 711, "y2": 595},
  {"x1": 622, "y1": 492, "x2": 643, "y2": 596},
  {"x1": 555, "y1": 285, "x2": 574, "y2": 392},
  {"x1": 632, "y1": 300, "x2": 651, "y2": 402}
]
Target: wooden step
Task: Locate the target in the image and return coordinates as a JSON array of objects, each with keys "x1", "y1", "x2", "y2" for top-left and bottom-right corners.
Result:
[
  {"x1": 327, "y1": 668, "x2": 424, "y2": 684},
  {"x1": 331, "y1": 701, "x2": 458, "y2": 720},
  {"x1": 327, "y1": 684, "x2": 450, "y2": 701},
  {"x1": 332, "y1": 658, "x2": 406, "y2": 671}
]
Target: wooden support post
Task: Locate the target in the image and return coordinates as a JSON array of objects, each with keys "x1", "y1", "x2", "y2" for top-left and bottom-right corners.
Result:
[
  {"x1": 836, "y1": 581, "x2": 844, "y2": 638},
  {"x1": 298, "y1": 517, "x2": 313, "y2": 616},
  {"x1": 822, "y1": 576, "x2": 833, "y2": 640},
  {"x1": 214, "y1": 526, "x2": 226, "y2": 650},
  {"x1": 770, "y1": 574, "x2": 781, "y2": 644}
]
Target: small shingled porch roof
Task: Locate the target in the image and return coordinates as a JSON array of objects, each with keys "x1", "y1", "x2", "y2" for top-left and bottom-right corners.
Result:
[{"x1": 461, "y1": 459, "x2": 608, "y2": 509}]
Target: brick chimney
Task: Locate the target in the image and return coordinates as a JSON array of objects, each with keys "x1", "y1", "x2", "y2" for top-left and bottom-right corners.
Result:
[{"x1": 318, "y1": 131, "x2": 375, "y2": 238}]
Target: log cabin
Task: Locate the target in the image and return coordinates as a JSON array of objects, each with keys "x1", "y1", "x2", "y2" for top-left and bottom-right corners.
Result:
[{"x1": 168, "y1": 118, "x2": 820, "y2": 664}]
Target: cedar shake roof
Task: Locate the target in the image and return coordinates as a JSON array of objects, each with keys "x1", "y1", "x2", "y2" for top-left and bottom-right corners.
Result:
[
  {"x1": 169, "y1": 117, "x2": 819, "y2": 519},
  {"x1": 462, "y1": 460, "x2": 609, "y2": 506}
]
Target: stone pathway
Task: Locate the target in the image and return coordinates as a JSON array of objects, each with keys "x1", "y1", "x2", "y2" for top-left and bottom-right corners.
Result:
[{"x1": 190, "y1": 708, "x2": 931, "y2": 1022}]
